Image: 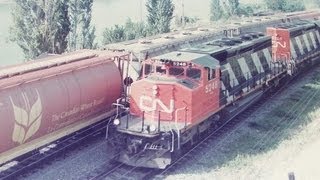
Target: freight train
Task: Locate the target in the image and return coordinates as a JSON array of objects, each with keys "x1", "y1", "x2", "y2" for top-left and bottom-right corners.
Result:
[
  {"x1": 108, "y1": 20, "x2": 320, "y2": 169},
  {"x1": 0, "y1": 50, "x2": 129, "y2": 165},
  {"x1": 0, "y1": 10, "x2": 319, "y2": 169}
]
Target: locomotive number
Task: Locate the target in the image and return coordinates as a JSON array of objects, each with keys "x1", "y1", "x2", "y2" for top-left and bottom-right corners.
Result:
[{"x1": 205, "y1": 81, "x2": 218, "y2": 94}]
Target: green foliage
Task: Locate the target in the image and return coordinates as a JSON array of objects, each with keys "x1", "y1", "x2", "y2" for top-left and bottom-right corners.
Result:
[
  {"x1": 11, "y1": 0, "x2": 71, "y2": 59},
  {"x1": 228, "y1": 0, "x2": 240, "y2": 16},
  {"x1": 264, "y1": 0, "x2": 305, "y2": 12},
  {"x1": 282, "y1": 0, "x2": 305, "y2": 12},
  {"x1": 79, "y1": 0, "x2": 96, "y2": 49},
  {"x1": 68, "y1": 0, "x2": 96, "y2": 51},
  {"x1": 102, "y1": 25, "x2": 126, "y2": 45},
  {"x1": 175, "y1": 15, "x2": 199, "y2": 27},
  {"x1": 146, "y1": 0, "x2": 174, "y2": 34},
  {"x1": 237, "y1": 4, "x2": 255, "y2": 16},
  {"x1": 53, "y1": 0, "x2": 70, "y2": 54},
  {"x1": 102, "y1": 19, "x2": 148, "y2": 45},
  {"x1": 210, "y1": 0, "x2": 224, "y2": 21},
  {"x1": 124, "y1": 19, "x2": 148, "y2": 40},
  {"x1": 210, "y1": 0, "x2": 240, "y2": 21}
]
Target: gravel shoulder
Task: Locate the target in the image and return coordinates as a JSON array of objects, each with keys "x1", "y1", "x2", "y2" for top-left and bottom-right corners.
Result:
[
  {"x1": 22, "y1": 136, "x2": 116, "y2": 180},
  {"x1": 164, "y1": 68, "x2": 320, "y2": 180}
]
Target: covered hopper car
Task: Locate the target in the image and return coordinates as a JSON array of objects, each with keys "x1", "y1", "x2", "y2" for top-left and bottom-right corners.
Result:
[{"x1": 0, "y1": 50, "x2": 128, "y2": 165}]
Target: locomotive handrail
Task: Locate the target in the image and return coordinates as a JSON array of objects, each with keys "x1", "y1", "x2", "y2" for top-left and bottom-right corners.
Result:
[
  {"x1": 175, "y1": 106, "x2": 187, "y2": 150},
  {"x1": 158, "y1": 111, "x2": 161, "y2": 133},
  {"x1": 170, "y1": 129, "x2": 175, "y2": 152}
]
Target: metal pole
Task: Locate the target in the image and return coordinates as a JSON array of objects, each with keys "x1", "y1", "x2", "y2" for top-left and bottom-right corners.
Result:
[
  {"x1": 126, "y1": 113, "x2": 129, "y2": 129},
  {"x1": 158, "y1": 111, "x2": 161, "y2": 132},
  {"x1": 142, "y1": 111, "x2": 145, "y2": 132},
  {"x1": 185, "y1": 109, "x2": 187, "y2": 128}
]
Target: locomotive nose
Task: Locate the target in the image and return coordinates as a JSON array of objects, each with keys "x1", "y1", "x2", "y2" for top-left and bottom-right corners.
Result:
[{"x1": 130, "y1": 81, "x2": 176, "y2": 122}]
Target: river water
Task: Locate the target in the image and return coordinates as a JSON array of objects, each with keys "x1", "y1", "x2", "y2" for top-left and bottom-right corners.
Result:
[{"x1": 0, "y1": 0, "x2": 211, "y2": 66}]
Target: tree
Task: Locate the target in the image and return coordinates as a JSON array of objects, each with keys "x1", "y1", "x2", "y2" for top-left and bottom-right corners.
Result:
[
  {"x1": 146, "y1": 0, "x2": 174, "y2": 34},
  {"x1": 124, "y1": 19, "x2": 147, "y2": 40},
  {"x1": 68, "y1": 0, "x2": 96, "y2": 51},
  {"x1": 11, "y1": 0, "x2": 70, "y2": 59},
  {"x1": 282, "y1": 0, "x2": 305, "y2": 12},
  {"x1": 237, "y1": 4, "x2": 255, "y2": 16},
  {"x1": 264, "y1": 0, "x2": 305, "y2": 12},
  {"x1": 79, "y1": 0, "x2": 96, "y2": 49},
  {"x1": 68, "y1": 0, "x2": 79, "y2": 51},
  {"x1": 210, "y1": 0, "x2": 224, "y2": 21},
  {"x1": 102, "y1": 25, "x2": 126, "y2": 45},
  {"x1": 228, "y1": 0, "x2": 240, "y2": 16},
  {"x1": 102, "y1": 19, "x2": 148, "y2": 45},
  {"x1": 175, "y1": 15, "x2": 199, "y2": 27}
]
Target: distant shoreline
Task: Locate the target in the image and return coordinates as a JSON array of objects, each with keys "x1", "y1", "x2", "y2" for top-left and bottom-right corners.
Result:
[{"x1": 0, "y1": 0, "x2": 12, "y2": 5}]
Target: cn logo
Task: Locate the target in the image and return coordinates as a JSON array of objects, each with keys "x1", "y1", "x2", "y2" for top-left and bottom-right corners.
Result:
[
  {"x1": 139, "y1": 95, "x2": 174, "y2": 113},
  {"x1": 272, "y1": 35, "x2": 287, "y2": 48}
]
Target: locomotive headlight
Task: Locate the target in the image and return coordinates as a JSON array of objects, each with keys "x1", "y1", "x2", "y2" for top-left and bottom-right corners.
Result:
[
  {"x1": 113, "y1": 118, "x2": 120, "y2": 126},
  {"x1": 149, "y1": 125, "x2": 157, "y2": 132},
  {"x1": 152, "y1": 85, "x2": 159, "y2": 96},
  {"x1": 152, "y1": 85, "x2": 158, "y2": 90},
  {"x1": 152, "y1": 90, "x2": 158, "y2": 96}
]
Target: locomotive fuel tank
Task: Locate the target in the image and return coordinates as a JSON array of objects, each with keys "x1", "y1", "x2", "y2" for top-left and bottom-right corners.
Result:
[{"x1": 0, "y1": 50, "x2": 122, "y2": 165}]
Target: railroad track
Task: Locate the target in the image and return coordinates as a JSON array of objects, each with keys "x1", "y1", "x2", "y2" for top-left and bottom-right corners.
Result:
[
  {"x1": 0, "y1": 114, "x2": 119, "y2": 180},
  {"x1": 86, "y1": 161, "x2": 157, "y2": 180}
]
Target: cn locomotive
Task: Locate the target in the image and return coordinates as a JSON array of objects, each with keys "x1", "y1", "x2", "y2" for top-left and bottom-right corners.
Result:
[{"x1": 109, "y1": 20, "x2": 320, "y2": 169}]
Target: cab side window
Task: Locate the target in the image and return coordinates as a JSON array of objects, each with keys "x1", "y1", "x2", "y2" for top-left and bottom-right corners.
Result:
[
  {"x1": 187, "y1": 68, "x2": 201, "y2": 80},
  {"x1": 205, "y1": 67, "x2": 216, "y2": 80},
  {"x1": 169, "y1": 67, "x2": 184, "y2": 76},
  {"x1": 156, "y1": 66, "x2": 166, "y2": 74},
  {"x1": 144, "y1": 64, "x2": 152, "y2": 76}
]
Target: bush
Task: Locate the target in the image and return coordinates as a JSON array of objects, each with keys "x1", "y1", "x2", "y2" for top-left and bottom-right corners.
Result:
[
  {"x1": 102, "y1": 19, "x2": 148, "y2": 45},
  {"x1": 264, "y1": 0, "x2": 305, "y2": 12}
]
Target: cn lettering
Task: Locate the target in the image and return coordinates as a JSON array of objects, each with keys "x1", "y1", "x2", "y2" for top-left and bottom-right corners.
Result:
[
  {"x1": 272, "y1": 35, "x2": 287, "y2": 48},
  {"x1": 139, "y1": 96, "x2": 174, "y2": 113}
]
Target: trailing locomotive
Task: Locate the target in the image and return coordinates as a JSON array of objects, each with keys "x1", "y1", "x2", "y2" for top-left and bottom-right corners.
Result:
[{"x1": 109, "y1": 20, "x2": 320, "y2": 169}]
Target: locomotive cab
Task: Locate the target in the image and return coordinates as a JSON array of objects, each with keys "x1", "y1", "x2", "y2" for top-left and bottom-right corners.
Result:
[
  {"x1": 115, "y1": 52, "x2": 221, "y2": 136},
  {"x1": 110, "y1": 51, "x2": 221, "y2": 169}
]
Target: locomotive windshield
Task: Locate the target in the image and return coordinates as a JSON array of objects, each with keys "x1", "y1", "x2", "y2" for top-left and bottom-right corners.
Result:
[
  {"x1": 186, "y1": 68, "x2": 201, "y2": 80},
  {"x1": 169, "y1": 67, "x2": 184, "y2": 76},
  {"x1": 143, "y1": 62, "x2": 202, "y2": 81}
]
